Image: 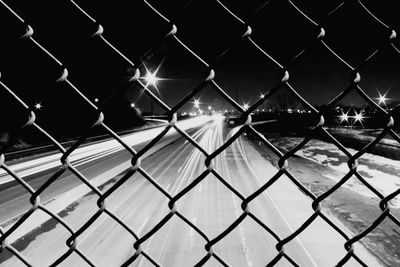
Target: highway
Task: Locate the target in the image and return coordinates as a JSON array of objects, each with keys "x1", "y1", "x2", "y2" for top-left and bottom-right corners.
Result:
[{"x1": 0, "y1": 116, "x2": 381, "y2": 266}]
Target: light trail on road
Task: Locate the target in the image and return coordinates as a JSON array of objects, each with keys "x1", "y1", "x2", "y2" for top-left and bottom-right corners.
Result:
[
  {"x1": 0, "y1": 116, "x2": 210, "y2": 185},
  {"x1": 0, "y1": 116, "x2": 381, "y2": 266}
]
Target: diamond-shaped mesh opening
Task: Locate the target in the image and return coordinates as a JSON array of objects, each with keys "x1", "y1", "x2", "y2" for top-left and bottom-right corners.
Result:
[
  {"x1": 249, "y1": 173, "x2": 315, "y2": 236},
  {"x1": 215, "y1": 216, "x2": 278, "y2": 267},
  {"x1": 250, "y1": 0, "x2": 318, "y2": 65},
  {"x1": 323, "y1": 1, "x2": 387, "y2": 66},
  {"x1": 174, "y1": 0, "x2": 246, "y2": 63},
  {"x1": 70, "y1": 213, "x2": 137, "y2": 266},
  {"x1": 213, "y1": 39, "x2": 283, "y2": 104},
  {"x1": 101, "y1": 168, "x2": 170, "y2": 229},
  {"x1": 283, "y1": 216, "x2": 349, "y2": 266},
  {"x1": 357, "y1": 217, "x2": 400, "y2": 266},
  {"x1": 176, "y1": 172, "x2": 243, "y2": 232},
  {"x1": 287, "y1": 43, "x2": 350, "y2": 105},
  {"x1": 140, "y1": 216, "x2": 207, "y2": 266}
]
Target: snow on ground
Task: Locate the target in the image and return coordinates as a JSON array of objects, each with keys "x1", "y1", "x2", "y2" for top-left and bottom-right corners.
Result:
[{"x1": 272, "y1": 137, "x2": 400, "y2": 208}]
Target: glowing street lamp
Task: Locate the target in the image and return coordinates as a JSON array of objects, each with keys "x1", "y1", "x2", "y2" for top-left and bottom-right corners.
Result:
[
  {"x1": 34, "y1": 103, "x2": 42, "y2": 110},
  {"x1": 339, "y1": 112, "x2": 349, "y2": 123},
  {"x1": 130, "y1": 103, "x2": 136, "y2": 108},
  {"x1": 378, "y1": 92, "x2": 388, "y2": 105},
  {"x1": 260, "y1": 93, "x2": 265, "y2": 99},
  {"x1": 208, "y1": 106, "x2": 212, "y2": 110},
  {"x1": 94, "y1": 98, "x2": 99, "y2": 103},
  {"x1": 194, "y1": 99, "x2": 200, "y2": 109},
  {"x1": 354, "y1": 111, "x2": 364, "y2": 125},
  {"x1": 144, "y1": 71, "x2": 159, "y2": 87},
  {"x1": 243, "y1": 103, "x2": 249, "y2": 111}
]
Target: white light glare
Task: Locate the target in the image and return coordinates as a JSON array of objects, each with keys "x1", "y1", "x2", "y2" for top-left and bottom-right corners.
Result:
[
  {"x1": 34, "y1": 103, "x2": 42, "y2": 110},
  {"x1": 145, "y1": 71, "x2": 159, "y2": 86},
  {"x1": 354, "y1": 111, "x2": 364, "y2": 122},
  {"x1": 378, "y1": 92, "x2": 388, "y2": 105},
  {"x1": 340, "y1": 112, "x2": 349, "y2": 122},
  {"x1": 194, "y1": 99, "x2": 200, "y2": 109}
]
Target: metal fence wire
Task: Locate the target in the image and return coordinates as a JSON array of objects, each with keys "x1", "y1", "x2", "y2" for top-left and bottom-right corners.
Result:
[{"x1": 1, "y1": 0, "x2": 400, "y2": 266}]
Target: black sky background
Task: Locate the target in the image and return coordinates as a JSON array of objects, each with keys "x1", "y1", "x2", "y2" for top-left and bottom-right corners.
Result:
[{"x1": 1, "y1": 0, "x2": 400, "y2": 145}]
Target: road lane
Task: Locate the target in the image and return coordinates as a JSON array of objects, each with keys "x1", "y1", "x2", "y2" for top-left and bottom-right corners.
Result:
[
  {"x1": 0, "y1": 116, "x2": 380, "y2": 266},
  {"x1": 0, "y1": 118, "x2": 211, "y2": 225}
]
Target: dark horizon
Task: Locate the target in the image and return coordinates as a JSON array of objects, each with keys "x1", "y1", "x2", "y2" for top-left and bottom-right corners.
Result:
[{"x1": 1, "y1": 0, "x2": 400, "y2": 139}]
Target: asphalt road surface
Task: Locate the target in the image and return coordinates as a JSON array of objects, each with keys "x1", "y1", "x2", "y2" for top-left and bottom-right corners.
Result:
[{"x1": 0, "y1": 116, "x2": 381, "y2": 266}]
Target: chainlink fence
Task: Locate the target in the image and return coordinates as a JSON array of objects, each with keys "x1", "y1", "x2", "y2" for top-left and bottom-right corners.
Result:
[{"x1": 0, "y1": 0, "x2": 400, "y2": 266}]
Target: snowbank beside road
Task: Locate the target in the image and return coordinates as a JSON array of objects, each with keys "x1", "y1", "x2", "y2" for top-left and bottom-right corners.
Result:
[{"x1": 272, "y1": 137, "x2": 400, "y2": 208}]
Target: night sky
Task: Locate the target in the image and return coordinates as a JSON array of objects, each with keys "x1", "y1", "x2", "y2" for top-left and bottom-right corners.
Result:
[{"x1": 1, "y1": 0, "x2": 400, "y2": 142}]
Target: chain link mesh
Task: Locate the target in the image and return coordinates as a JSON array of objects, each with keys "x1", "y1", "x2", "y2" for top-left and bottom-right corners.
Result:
[{"x1": 1, "y1": 0, "x2": 400, "y2": 266}]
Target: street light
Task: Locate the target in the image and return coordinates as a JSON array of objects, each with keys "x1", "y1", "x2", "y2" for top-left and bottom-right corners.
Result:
[
  {"x1": 144, "y1": 71, "x2": 159, "y2": 87},
  {"x1": 378, "y1": 92, "x2": 388, "y2": 105},
  {"x1": 208, "y1": 106, "x2": 212, "y2": 110},
  {"x1": 339, "y1": 111, "x2": 349, "y2": 123},
  {"x1": 94, "y1": 98, "x2": 99, "y2": 103},
  {"x1": 243, "y1": 103, "x2": 249, "y2": 111},
  {"x1": 194, "y1": 99, "x2": 200, "y2": 109},
  {"x1": 354, "y1": 111, "x2": 364, "y2": 123},
  {"x1": 34, "y1": 103, "x2": 42, "y2": 110},
  {"x1": 130, "y1": 103, "x2": 136, "y2": 108}
]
